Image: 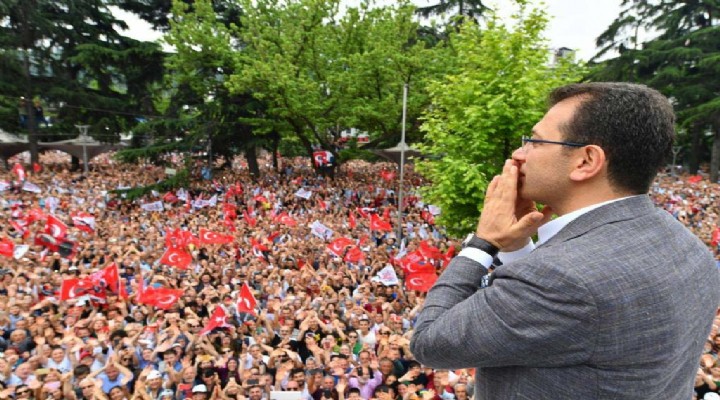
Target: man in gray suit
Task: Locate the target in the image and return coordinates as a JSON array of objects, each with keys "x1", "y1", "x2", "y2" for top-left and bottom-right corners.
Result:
[{"x1": 410, "y1": 82, "x2": 720, "y2": 399}]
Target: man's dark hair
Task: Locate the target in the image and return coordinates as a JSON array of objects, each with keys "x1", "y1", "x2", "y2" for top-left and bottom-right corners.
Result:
[
  {"x1": 549, "y1": 82, "x2": 675, "y2": 194},
  {"x1": 290, "y1": 368, "x2": 305, "y2": 377},
  {"x1": 348, "y1": 388, "x2": 361, "y2": 396},
  {"x1": 74, "y1": 365, "x2": 91, "y2": 377}
]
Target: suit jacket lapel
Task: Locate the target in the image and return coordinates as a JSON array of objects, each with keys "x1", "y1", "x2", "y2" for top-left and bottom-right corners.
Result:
[{"x1": 537, "y1": 195, "x2": 656, "y2": 250}]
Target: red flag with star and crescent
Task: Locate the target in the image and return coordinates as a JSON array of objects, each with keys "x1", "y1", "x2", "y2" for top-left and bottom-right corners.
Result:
[
  {"x1": 198, "y1": 228, "x2": 234, "y2": 245},
  {"x1": 139, "y1": 286, "x2": 184, "y2": 310},
  {"x1": 370, "y1": 214, "x2": 392, "y2": 232},
  {"x1": 348, "y1": 211, "x2": 357, "y2": 229},
  {"x1": 200, "y1": 306, "x2": 233, "y2": 335},
  {"x1": 159, "y1": 247, "x2": 193, "y2": 270},
  {"x1": 0, "y1": 237, "x2": 15, "y2": 258},
  {"x1": 243, "y1": 209, "x2": 257, "y2": 227},
  {"x1": 327, "y1": 237, "x2": 355, "y2": 258},
  {"x1": 236, "y1": 283, "x2": 258, "y2": 315},
  {"x1": 45, "y1": 214, "x2": 68, "y2": 239},
  {"x1": 405, "y1": 273, "x2": 438, "y2": 292},
  {"x1": 88, "y1": 262, "x2": 120, "y2": 294}
]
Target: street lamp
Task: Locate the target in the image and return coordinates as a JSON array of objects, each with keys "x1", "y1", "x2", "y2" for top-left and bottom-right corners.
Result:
[
  {"x1": 671, "y1": 145, "x2": 682, "y2": 177},
  {"x1": 396, "y1": 84, "x2": 408, "y2": 241},
  {"x1": 75, "y1": 124, "x2": 91, "y2": 174}
]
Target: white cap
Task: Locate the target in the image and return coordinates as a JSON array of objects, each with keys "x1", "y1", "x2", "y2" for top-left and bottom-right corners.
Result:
[
  {"x1": 147, "y1": 370, "x2": 162, "y2": 380},
  {"x1": 192, "y1": 385, "x2": 208, "y2": 394}
]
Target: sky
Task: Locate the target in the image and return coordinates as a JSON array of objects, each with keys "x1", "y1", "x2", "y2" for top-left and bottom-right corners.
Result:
[{"x1": 113, "y1": 0, "x2": 624, "y2": 62}]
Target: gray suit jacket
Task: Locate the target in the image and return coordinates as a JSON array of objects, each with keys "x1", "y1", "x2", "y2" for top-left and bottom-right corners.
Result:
[{"x1": 411, "y1": 196, "x2": 720, "y2": 399}]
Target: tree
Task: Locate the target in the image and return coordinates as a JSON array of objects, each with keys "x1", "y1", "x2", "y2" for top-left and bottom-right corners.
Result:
[
  {"x1": 227, "y1": 0, "x2": 437, "y2": 167},
  {"x1": 416, "y1": 3, "x2": 585, "y2": 236},
  {"x1": 415, "y1": 0, "x2": 491, "y2": 22},
  {"x1": 591, "y1": 0, "x2": 720, "y2": 180},
  {"x1": 0, "y1": 0, "x2": 165, "y2": 164}
]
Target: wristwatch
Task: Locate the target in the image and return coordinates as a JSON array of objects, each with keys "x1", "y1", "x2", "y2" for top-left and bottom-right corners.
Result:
[{"x1": 462, "y1": 233, "x2": 499, "y2": 257}]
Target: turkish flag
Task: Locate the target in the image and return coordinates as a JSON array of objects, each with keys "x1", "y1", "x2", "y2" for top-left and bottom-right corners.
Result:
[
  {"x1": 159, "y1": 247, "x2": 193, "y2": 269},
  {"x1": 140, "y1": 287, "x2": 184, "y2": 310},
  {"x1": 267, "y1": 231, "x2": 280, "y2": 243},
  {"x1": 59, "y1": 278, "x2": 104, "y2": 301},
  {"x1": 165, "y1": 229, "x2": 181, "y2": 248},
  {"x1": 45, "y1": 215, "x2": 68, "y2": 239},
  {"x1": 0, "y1": 237, "x2": 15, "y2": 258},
  {"x1": 200, "y1": 306, "x2": 232, "y2": 335},
  {"x1": 421, "y1": 210, "x2": 435, "y2": 225},
  {"x1": 349, "y1": 211, "x2": 357, "y2": 229},
  {"x1": 33, "y1": 162, "x2": 42, "y2": 173},
  {"x1": 34, "y1": 232, "x2": 59, "y2": 252},
  {"x1": 88, "y1": 263, "x2": 120, "y2": 294},
  {"x1": 223, "y1": 203, "x2": 237, "y2": 220},
  {"x1": 313, "y1": 151, "x2": 328, "y2": 167},
  {"x1": 327, "y1": 237, "x2": 355, "y2": 258},
  {"x1": 370, "y1": 214, "x2": 392, "y2": 232},
  {"x1": 199, "y1": 228, "x2": 234, "y2": 245},
  {"x1": 163, "y1": 192, "x2": 178, "y2": 203},
  {"x1": 10, "y1": 219, "x2": 29, "y2": 238},
  {"x1": 236, "y1": 283, "x2": 258, "y2": 315},
  {"x1": 405, "y1": 273, "x2": 438, "y2": 292},
  {"x1": 165, "y1": 229, "x2": 198, "y2": 248},
  {"x1": 11, "y1": 163, "x2": 26, "y2": 181},
  {"x1": 277, "y1": 213, "x2": 297, "y2": 227},
  {"x1": 382, "y1": 207, "x2": 391, "y2": 222},
  {"x1": 400, "y1": 251, "x2": 435, "y2": 275},
  {"x1": 712, "y1": 227, "x2": 720, "y2": 247},
  {"x1": 71, "y1": 211, "x2": 96, "y2": 233},
  {"x1": 243, "y1": 209, "x2": 257, "y2": 227},
  {"x1": 419, "y1": 240, "x2": 443, "y2": 261},
  {"x1": 317, "y1": 199, "x2": 328, "y2": 211},
  {"x1": 380, "y1": 169, "x2": 396, "y2": 182},
  {"x1": 344, "y1": 246, "x2": 364, "y2": 263},
  {"x1": 224, "y1": 215, "x2": 237, "y2": 232},
  {"x1": 357, "y1": 207, "x2": 375, "y2": 219},
  {"x1": 28, "y1": 208, "x2": 47, "y2": 223},
  {"x1": 688, "y1": 175, "x2": 703, "y2": 184}
]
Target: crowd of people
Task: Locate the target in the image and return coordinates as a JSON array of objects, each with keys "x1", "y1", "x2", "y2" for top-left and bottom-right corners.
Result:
[{"x1": 0, "y1": 151, "x2": 718, "y2": 400}]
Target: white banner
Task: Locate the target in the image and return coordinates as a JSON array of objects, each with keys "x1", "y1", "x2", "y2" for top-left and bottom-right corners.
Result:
[
  {"x1": 372, "y1": 265, "x2": 399, "y2": 286},
  {"x1": 0, "y1": 181, "x2": 10, "y2": 191},
  {"x1": 295, "y1": 188, "x2": 313, "y2": 200},
  {"x1": 13, "y1": 244, "x2": 30, "y2": 260},
  {"x1": 310, "y1": 220, "x2": 334, "y2": 240},
  {"x1": 22, "y1": 181, "x2": 42, "y2": 193},
  {"x1": 140, "y1": 201, "x2": 164, "y2": 212}
]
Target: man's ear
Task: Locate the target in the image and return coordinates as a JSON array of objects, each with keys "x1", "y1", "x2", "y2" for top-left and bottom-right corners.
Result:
[{"x1": 569, "y1": 145, "x2": 606, "y2": 182}]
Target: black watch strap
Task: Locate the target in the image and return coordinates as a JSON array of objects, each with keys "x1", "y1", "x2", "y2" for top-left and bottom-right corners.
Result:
[{"x1": 462, "y1": 233, "x2": 499, "y2": 257}]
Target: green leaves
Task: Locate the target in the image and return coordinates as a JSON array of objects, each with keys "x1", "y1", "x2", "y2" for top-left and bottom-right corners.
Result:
[{"x1": 417, "y1": 2, "x2": 585, "y2": 236}]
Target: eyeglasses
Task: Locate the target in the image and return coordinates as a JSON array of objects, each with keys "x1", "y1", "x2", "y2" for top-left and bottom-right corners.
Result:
[
  {"x1": 380, "y1": 332, "x2": 391, "y2": 335},
  {"x1": 348, "y1": 335, "x2": 358, "y2": 339},
  {"x1": 17, "y1": 391, "x2": 30, "y2": 395},
  {"x1": 520, "y1": 136, "x2": 588, "y2": 153}
]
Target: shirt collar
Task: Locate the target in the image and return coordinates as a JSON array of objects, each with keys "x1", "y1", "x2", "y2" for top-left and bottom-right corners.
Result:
[{"x1": 536, "y1": 195, "x2": 642, "y2": 245}]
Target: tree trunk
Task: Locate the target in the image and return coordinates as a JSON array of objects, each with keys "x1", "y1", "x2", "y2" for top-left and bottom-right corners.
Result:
[
  {"x1": 271, "y1": 134, "x2": 280, "y2": 172},
  {"x1": 689, "y1": 126, "x2": 702, "y2": 174},
  {"x1": 711, "y1": 127, "x2": 720, "y2": 184},
  {"x1": 71, "y1": 156, "x2": 80, "y2": 171},
  {"x1": 245, "y1": 145, "x2": 260, "y2": 178}
]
